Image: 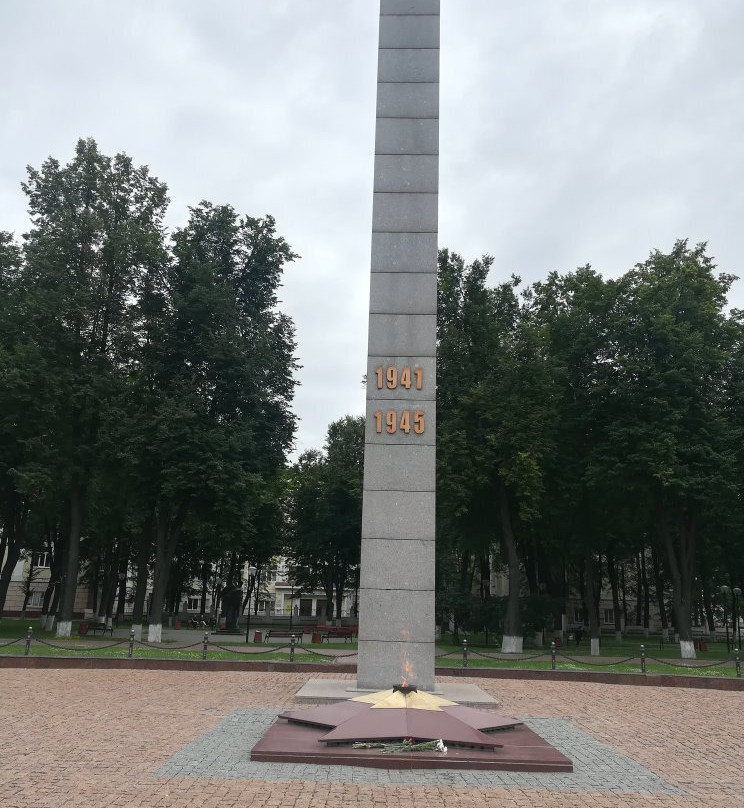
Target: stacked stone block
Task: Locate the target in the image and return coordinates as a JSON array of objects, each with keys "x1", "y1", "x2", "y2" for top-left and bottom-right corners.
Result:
[{"x1": 357, "y1": 0, "x2": 439, "y2": 692}]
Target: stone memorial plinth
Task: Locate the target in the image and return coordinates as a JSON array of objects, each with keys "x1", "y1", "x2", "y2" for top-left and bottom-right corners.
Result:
[{"x1": 357, "y1": 0, "x2": 440, "y2": 692}]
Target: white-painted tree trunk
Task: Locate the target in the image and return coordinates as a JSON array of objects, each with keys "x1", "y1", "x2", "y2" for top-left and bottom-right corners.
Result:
[
  {"x1": 132, "y1": 624, "x2": 142, "y2": 641},
  {"x1": 148, "y1": 623, "x2": 162, "y2": 643},
  {"x1": 680, "y1": 640, "x2": 696, "y2": 659},
  {"x1": 590, "y1": 637, "x2": 600, "y2": 656},
  {"x1": 45, "y1": 615, "x2": 56, "y2": 632},
  {"x1": 501, "y1": 635, "x2": 523, "y2": 653},
  {"x1": 106, "y1": 616, "x2": 113, "y2": 629},
  {"x1": 615, "y1": 631, "x2": 623, "y2": 643},
  {"x1": 56, "y1": 620, "x2": 72, "y2": 638}
]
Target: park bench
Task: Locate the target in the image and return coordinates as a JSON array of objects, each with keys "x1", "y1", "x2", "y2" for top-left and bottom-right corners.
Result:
[
  {"x1": 264, "y1": 629, "x2": 298, "y2": 641},
  {"x1": 78, "y1": 623, "x2": 113, "y2": 637},
  {"x1": 321, "y1": 626, "x2": 355, "y2": 643}
]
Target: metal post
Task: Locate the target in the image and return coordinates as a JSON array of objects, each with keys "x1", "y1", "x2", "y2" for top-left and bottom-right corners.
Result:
[
  {"x1": 640, "y1": 644, "x2": 646, "y2": 674},
  {"x1": 290, "y1": 634, "x2": 296, "y2": 663},
  {"x1": 24, "y1": 626, "x2": 32, "y2": 656},
  {"x1": 462, "y1": 637, "x2": 468, "y2": 668},
  {"x1": 202, "y1": 631, "x2": 209, "y2": 661},
  {"x1": 551, "y1": 641, "x2": 556, "y2": 671},
  {"x1": 128, "y1": 629, "x2": 135, "y2": 658},
  {"x1": 736, "y1": 648, "x2": 741, "y2": 679}
]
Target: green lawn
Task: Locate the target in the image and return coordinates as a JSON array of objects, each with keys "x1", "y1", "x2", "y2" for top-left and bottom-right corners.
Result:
[{"x1": 440, "y1": 634, "x2": 737, "y2": 662}]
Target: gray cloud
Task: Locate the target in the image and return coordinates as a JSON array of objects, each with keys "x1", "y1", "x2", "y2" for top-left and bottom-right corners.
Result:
[{"x1": 1, "y1": 0, "x2": 742, "y2": 454}]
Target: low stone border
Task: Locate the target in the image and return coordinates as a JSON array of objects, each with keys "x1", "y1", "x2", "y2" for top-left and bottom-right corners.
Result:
[{"x1": 2, "y1": 654, "x2": 744, "y2": 690}]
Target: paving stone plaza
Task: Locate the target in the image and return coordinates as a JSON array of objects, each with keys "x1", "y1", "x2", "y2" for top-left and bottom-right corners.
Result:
[{"x1": 1, "y1": 668, "x2": 742, "y2": 807}]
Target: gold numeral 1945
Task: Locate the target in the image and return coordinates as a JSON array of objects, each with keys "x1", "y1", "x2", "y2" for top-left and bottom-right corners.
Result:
[{"x1": 373, "y1": 410, "x2": 425, "y2": 435}]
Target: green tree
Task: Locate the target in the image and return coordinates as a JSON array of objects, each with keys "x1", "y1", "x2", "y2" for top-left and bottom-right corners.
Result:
[
  {"x1": 19, "y1": 138, "x2": 169, "y2": 636},
  {"x1": 606, "y1": 242, "x2": 737, "y2": 656},
  {"x1": 437, "y1": 250, "x2": 559, "y2": 651},
  {"x1": 132, "y1": 202, "x2": 298, "y2": 641},
  {"x1": 287, "y1": 416, "x2": 364, "y2": 620}
]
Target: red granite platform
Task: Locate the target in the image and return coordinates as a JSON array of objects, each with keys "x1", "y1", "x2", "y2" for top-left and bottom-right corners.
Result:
[{"x1": 251, "y1": 716, "x2": 573, "y2": 771}]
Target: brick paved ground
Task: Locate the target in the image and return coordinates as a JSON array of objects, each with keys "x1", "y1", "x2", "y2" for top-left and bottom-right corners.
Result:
[{"x1": 0, "y1": 668, "x2": 741, "y2": 807}]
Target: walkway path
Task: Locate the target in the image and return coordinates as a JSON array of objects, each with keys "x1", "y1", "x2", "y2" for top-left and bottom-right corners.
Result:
[{"x1": 1, "y1": 669, "x2": 741, "y2": 806}]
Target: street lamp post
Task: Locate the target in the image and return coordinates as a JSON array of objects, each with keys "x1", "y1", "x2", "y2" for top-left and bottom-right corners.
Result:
[
  {"x1": 244, "y1": 565, "x2": 257, "y2": 644},
  {"x1": 720, "y1": 585, "x2": 731, "y2": 653}
]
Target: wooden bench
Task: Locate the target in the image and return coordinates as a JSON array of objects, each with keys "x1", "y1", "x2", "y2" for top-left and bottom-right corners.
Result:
[
  {"x1": 264, "y1": 629, "x2": 298, "y2": 641},
  {"x1": 321, "y1": 627, "x2": 355, "y2": 643},
  {"x1": 88, "y1": 624, "x2": 113, "y2": 637}
]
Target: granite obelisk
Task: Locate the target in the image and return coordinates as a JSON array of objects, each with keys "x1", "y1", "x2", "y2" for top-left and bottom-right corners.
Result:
[{"x1": 357, "y1": 0, "x2": 439, "y2": 692}]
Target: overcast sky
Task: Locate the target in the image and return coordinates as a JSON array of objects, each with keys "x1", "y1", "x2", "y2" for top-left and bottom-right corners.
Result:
[{"x1": 2, "y1": 1, "x2": 743, "y2": 456}]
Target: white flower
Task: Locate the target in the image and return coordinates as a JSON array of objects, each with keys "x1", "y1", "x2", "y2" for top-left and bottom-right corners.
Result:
[{"x1": 436, "y1": 739, "x2": 447, "y2": 753}]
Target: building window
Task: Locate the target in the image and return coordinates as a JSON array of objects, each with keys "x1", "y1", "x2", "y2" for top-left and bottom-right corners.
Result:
[
  {"x1": 187, "y1": 597, "x2": 202, "y2": 612},
  {"x1": 33, "y1": 552, "x2": 50, "y2": 568},
  {"x1": 603, "y1": 608, "x2": 615, "y2": 625},
  {"x1": 29, "y1": 591, "x2": 44, "y2": 608},
  {"x1": 573, "y1": 607, "x2": 583, "y2": 624}
]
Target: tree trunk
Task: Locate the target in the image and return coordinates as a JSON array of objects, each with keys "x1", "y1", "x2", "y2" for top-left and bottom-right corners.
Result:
[
  {"x1": 620, "y1": 562, "x2": 628, "y2": 628},
  {"x1": 640, "y1": 548, "x2": 650, "y2": 633},
  {"x1": 57, "y1": 484, "x2": 84, "y2": 637},
  {"x1": 131, "y1": 521, "x2": 153, "y2": 641},
  {"x1": 634, "y1": 552, "x2": 643, "y2": 626},
  {"x1": 651, "y1": 547, "x2": 669, "y2": 633},
  {"x1": 584, "y1": 554, "x2": 601, "y2": 656},
  {"x1": 0, "y1": 539, "x2": 21, "y2": 616},
  {"x1": 657, "y1": 496, "x2": 696, "y2": 658},
  {"x1": 147, "y1": 498, "x2": 188, "y2": 642},
  {"x1": 701, "y1": 576, "x2": 715, "y2": 635},
  {"x1": 20, "y1": 555, "x2": 37, "y2": 620},
  {"x1": 607, "y1": 551, "x2": 622, "y2": 641},
  {"x1": 0, "y1": 496, "x2": 27, "y2": 615},
  {"x1": 200, "y1": 562, "x2": 210, "y2": 617},
  {"x1": 334, "y1": 567, "x2": 347, "y2": 620},
  {"x1": 498, "y1": 480, "x2": 523, "y2": 653}
]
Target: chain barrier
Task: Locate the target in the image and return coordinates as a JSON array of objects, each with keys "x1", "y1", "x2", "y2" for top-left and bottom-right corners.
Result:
[
  {"x1": 296, "y1": 644, "x2": 358, "y2": 659},
  {"x1": 132, "y1": 639, "x2": 206, "y2": 651},
  {"x1": 33, "y1": 637, "x2": 130, "y2": 652},
  {"x1": 6, "y1": 627, "x2": 741, "y2": 677},
  {"x1": 208, "y1": 641, "x2": 292, "y2": 655},
  {"x1": 466, "y1": 649, "x2": 549, "y2": 662},
  {"x1": 556, "y1": 653, "x2": 639, "y2": 667},
  {"x1": 644, "y1": 655, "x2": 735, "y2": 670},
  {"x1": 0, "y1": 637, "x2": 25, "y2": 648}
]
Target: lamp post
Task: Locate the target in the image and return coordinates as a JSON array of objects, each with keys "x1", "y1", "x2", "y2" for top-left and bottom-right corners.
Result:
[
  {"x1": 244, "y1": 565, "x2": 256, "y2": 644},
  {"x1": 734, "y1": 587, "x2": 742, "y2": 651},
  {"x1": 720, "y1": 585, "x2": 731, "y2": 653}
]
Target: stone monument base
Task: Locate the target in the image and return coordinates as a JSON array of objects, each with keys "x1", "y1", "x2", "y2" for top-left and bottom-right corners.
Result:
[
  {"x1": 294, "y1": 678, "x2": 498, "y2": 706},
  {"x1": 252, "y1": 686, "x2": 572, "y2": 772}
]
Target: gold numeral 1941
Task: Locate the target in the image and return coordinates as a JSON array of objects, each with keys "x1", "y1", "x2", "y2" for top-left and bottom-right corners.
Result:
[{"x1": 374, "y1": 365, "x2": 423, "y2": 390}]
